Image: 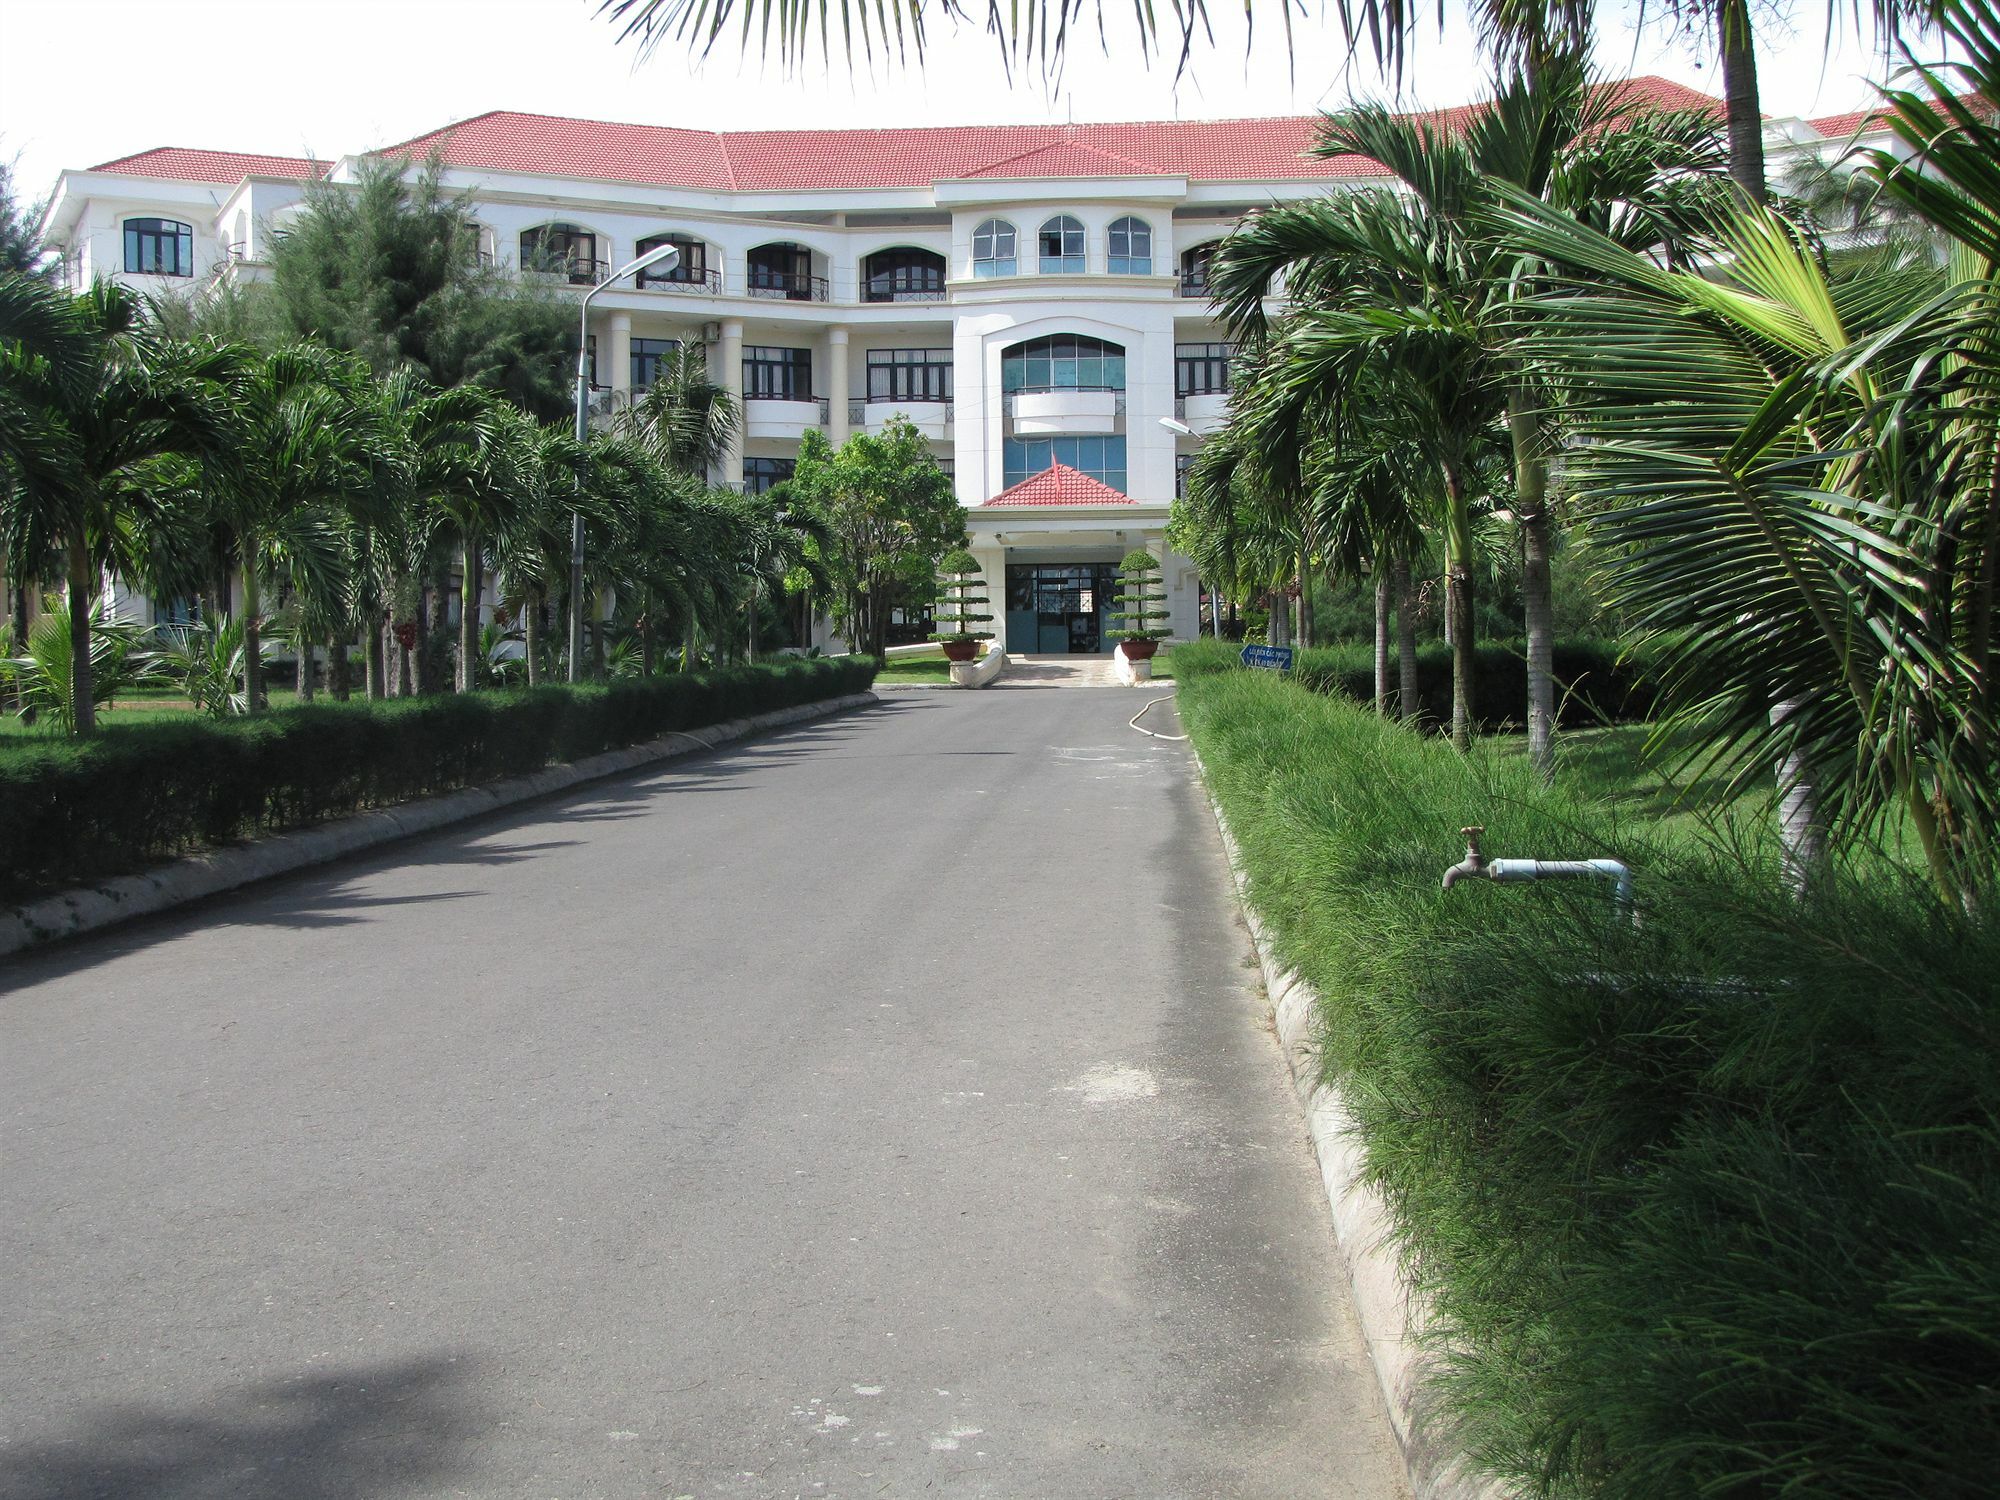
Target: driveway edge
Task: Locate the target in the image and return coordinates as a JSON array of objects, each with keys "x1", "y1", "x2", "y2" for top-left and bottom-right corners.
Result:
[
  {"x1": 1189, "y1": 746, "x2": 1506, "y2": 1500},
  {"x1": 0, "y1": 691, "x2": 878, "y2": 960}
]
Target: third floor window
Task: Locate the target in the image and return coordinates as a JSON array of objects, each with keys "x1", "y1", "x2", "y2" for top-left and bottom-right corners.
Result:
[
  {"x1": 863, "y1": 248, "x2": 946, "y2": 302},
  {"x1": 744, "y1": 345, "x2": 813, "y2": 401},
  {"x1": 866, "y1": 348, "x2": 952, "y2": 403},
  {"x1": 636, "y1": 234, "x2": 710, "y2": 289},
  {"x1": 1039, "y1": 215, "x2": 1084, "y2": 274},
  {"x1": 521, "y1": 224, "x2": 602, "y2": 285},
  {"x1": 972, "y1": 219, "x2": 1017, "y2": 278},
  {"x1": 1107, "y1": 217, "x2": 1152, "y2": 275},
  {"x1": 747, "y1": 242, "x2": 822, "y2": 301}
]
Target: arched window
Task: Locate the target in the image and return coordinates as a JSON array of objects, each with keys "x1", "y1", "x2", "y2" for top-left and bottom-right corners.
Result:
[
  {"x1": 124, "y1": 217, "x2": 193, "y2": 277},
  {"x1": 520, "y1": 223, "x2": 602, "y2": 286},
  {"x1": 1038, "y1": 215, "x2": 1084, "y2": 273},
  {"x1": 747, "y1": 241, "x2": 823, "y2": 301},
  {"x1": 1001, "y1": 334, "x2": 1125, "y2": 393},
  {"x1": 863, "y1": 247, "x2": 947, "y2": 302},
  {"x1": 1106, "y1": 217, "x2": 1152, "y2": 275},
  {"x1": 636, "y1": 233, "x2": 711, "y2": 290},
  {"x1": 1179, "y1": 241, "x2": 1222, "y2": 297},
  {"x1": 972, "y1": 219, "x2": 1017, "y2": 278}
]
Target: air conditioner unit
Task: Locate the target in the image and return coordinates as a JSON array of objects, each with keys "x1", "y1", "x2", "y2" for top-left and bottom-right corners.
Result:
[{"x1": 700, "y1": 321, "x2": 723, "y2": 343}]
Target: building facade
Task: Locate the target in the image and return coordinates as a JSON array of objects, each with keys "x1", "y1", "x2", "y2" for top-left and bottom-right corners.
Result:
[{"x1": 35, "y1": 85, "x2": 1888, "y2": 654}]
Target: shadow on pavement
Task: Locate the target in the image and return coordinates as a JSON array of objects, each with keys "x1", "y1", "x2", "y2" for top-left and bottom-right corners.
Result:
[{"x1": 0, "y1": 1355, "x2": 481, "y2": 1500}]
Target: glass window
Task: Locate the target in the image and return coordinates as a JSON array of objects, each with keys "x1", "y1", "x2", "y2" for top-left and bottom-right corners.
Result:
[
  {"x1": 521, "y1": 224, "x2": 601, "y2": 285},
  {"x1": 123, "y1": 217, "x2": 193, "y2": 277},
  {"x1": 747, "y1": 242, "x2": 818, "y2": 301},
  {"x1": 743, "y1": 456, "x2": 797, "y2": 495},
  {"x1": 1175, "y1": 342, "x2": 1234, "y2": 396},
  {"x1": 1001, "y1": 334, "x2": 1126, "y2": 393},
  {"x1": 1038, "y1": 215, "x2": 1084, "y2": 273},
  {"x1": 1003, "y1": 435, "x2": 1127, "y2": 491},
  {"x1": 865, "y1": 349, "x2": 953, "y2": 403},
  {"x1": 631, "y1": 337, "x2": 679, "y2": 390},
  {"x1": 972, "y1": 219, "x2": 1017, "y2": 278},
  {"x1": 863, "y1": 248, "x2": 947, "y2": 302},
  {"x1": 636, "y1": 234, "x2": 708, "y2": 289},
  {"x1": 743, "y1": 346, "x2": 813, "y2": 401},
  {"x1": 1107, "y1": 217, "x2": 1152, "y2": 275},
  {"x1": 1179, "y1": 241, "x2": 1221, "y2": 296},
  {"x1": 1175, "y1": 453, "x2": 1196, "y2": 498}
]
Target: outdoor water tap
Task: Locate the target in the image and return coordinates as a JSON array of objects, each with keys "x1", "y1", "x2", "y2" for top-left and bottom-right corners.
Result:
[{"x1": 1441, "y1": 827, "x2": 1488, "y2": 891}]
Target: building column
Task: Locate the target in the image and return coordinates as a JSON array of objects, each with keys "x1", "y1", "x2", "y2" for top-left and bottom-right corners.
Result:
[
  {"x1": 609, "y1": 311, "x2": 633, "y2": 412},
  {"x1": 719, "y1": 318, "x2": 745, "y2": 488},
  {"x1": 826, "y1": 326, "x2": 850, "y2": 447}
]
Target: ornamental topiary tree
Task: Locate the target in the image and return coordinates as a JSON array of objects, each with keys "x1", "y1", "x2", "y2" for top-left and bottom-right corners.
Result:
[
  {"x1": 1112, "y1": 548, "x2": 1172, "y2": 658},
  {"x1": 929, "y1": 548, "x2": 993, "y2": 658}
]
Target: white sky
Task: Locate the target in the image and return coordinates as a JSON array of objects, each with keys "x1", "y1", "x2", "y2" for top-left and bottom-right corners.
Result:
[{"x1": 0, "y1": 0, "x2": 1918, "y2": 200}]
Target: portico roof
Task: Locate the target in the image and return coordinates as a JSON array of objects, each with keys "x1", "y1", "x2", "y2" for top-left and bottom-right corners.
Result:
[{"x1": 978, "y1": 464, "x2": 1136, "y2": 508}]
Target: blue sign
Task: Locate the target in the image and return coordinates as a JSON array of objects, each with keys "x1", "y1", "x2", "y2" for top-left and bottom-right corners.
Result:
[{"x1": 1240, "y1": 644, "x2": 1295, "y2": 672}]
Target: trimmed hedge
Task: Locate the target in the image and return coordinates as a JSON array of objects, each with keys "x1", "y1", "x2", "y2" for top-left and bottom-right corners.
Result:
[
  {"x1": 1173, "y1": 635, "x2": 1658, "y2": 729},
  {"x1": 1180, "y1": 669, "x2": 1999, "y2": 1499},
  {"x1": 0, "y1": 658, "x2": 877, "y2": 905}
]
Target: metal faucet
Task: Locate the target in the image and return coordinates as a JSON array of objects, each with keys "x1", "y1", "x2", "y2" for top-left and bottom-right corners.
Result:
[{"x1": 1441, "y1": 826, "x2": 1488, "y2": 891}]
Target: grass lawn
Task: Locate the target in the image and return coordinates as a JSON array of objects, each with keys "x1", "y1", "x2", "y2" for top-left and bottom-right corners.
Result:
[{"x1": 874, "y1": 649, "x2": 952, "y2": 683}]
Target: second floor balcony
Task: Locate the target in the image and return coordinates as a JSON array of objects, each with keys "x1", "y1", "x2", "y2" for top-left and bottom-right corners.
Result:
[
  {"x1": 744, "y1": 393, "x2": 831, "y2": 440},
  {"x1": 850, "y1": 397, "x2": 952, "y2": 437},
  {"x1": 1006, "y1": 387, "x2": 1124, "y2": 435}
]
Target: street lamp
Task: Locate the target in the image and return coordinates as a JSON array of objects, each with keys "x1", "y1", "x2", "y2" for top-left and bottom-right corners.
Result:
[
  {"x1": 569, "y1": 240, "x2": 680, "y2": 682},
  {"x1": 1159, "y1": 415, "x2": 1197, "y2": 439}
]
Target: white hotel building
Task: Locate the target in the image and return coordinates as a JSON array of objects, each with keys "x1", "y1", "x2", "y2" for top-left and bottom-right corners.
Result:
[{"x1": 37, "y1": 84, "x2": 1879, "y2": 654}]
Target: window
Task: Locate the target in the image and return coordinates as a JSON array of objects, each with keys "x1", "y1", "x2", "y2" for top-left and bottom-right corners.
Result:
[
  {"x1": 1038, "y1": 215, "x2": 1084, "y2": 273},
  {"x1": 1002, "y1": 334, "x2": 1125, "y2": 393},
  {"x1": 972, "y1": 218, "x2": 1016, "y2": 278},
  {"x1": 747, "y1": 242, "x2": 820, "y2": 301},
  {"x1": 743, "y1": 456, "x2": 796, "y2": 495},
  {"x1": 1175, "y1": 342, "x2": 1234, "y2": 396},
  {"x1": 1003, "y1": 435, "x2": 1127, "y2": 491},
  {"x1": 631, "y1": 337, "x2": 679, "y2": 390},
  {"x1": 744, "y1": 346, "x2": 813, "y2": 401},
  {"x1": 865, "y1": 349, "x2": 952, "y2": 403},
  {"x1": 1107, "y1": 217, "x2": 1152, "y2": 275},
  {"x1": 1179, "y1": 241, "x2": 1221, "y2": 297},
  {"x1": 636, "y1": 233, "x2": 709, "y2": 289},
  {"x1": 521, "y1": 224, "x2": 601, "y2": 285},
  {"x1": 124, "y1": 217, "x2": 193, "y2": 277},
  {"x1": 1175, "y1": 453, "x2": 1196, "y2": 499},
  {"x1": 863, "y1": 247, "x2": 946, "y2": 302}
]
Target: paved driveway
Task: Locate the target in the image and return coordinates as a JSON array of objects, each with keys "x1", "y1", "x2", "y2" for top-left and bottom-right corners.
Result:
[{"x1": 0, "y1": 689, "x2": 1406, "y2": 1500}]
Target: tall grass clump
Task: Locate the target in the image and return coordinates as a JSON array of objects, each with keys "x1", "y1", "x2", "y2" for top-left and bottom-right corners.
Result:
[{"x1": 1179, "y1": 669, "x2": 2000, "y2": 1499}]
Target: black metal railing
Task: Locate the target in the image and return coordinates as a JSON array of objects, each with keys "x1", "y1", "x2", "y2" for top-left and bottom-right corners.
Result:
[
  {"x1": 639, "y1": 265, "x2": 724, "y2": 293},
  {"x1": 1178, "y1": 269, "x2": 1212, "y2": 298},
  {"x1": 863, "y1": 280, "x2": 948, "y2": 304},
  {"x1": 746, "y1": 271, "x2": 831, "y2": 302}
]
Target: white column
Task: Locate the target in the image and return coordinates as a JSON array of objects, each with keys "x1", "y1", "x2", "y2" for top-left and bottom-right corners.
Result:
[
  {"x1": 826, "y1": 326, "x2": 850, "y2": 447},
  {"x1": 719, "y1": 318, "x2": 745, "y2": 489},
  {"x1": 609, "y1": 311, "x2": 633, "y2": 410}
]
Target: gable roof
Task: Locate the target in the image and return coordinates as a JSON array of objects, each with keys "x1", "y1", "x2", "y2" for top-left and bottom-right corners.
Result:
[
  {"x1": 89, "y1": 147, "x2": 329, "y2": 183},
  {"x1": 980, "y1": 463, "x2": 1136, "y2": 507}
]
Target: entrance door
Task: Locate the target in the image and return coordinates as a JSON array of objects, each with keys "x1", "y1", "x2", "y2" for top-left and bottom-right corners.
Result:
[{"x1": 1005, "y1": 563, "x2": 1120, "y2": 653}]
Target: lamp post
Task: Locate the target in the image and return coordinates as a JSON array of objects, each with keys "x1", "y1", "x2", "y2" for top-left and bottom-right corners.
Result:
[{"x1": 569, "y1": 241, "x2": 679, "y2": 682}]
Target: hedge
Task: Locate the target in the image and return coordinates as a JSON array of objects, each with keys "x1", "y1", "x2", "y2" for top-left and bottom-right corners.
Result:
[
  {"x1": 0, "y1": 658, "x2": 877, "y2": 906},
  {"x1": 1174, "y1": 636, "x2": 1658, "y2": 729},
  {"x1": 1179, "y1": 668, "x2": 1999, "y2": 1499}
]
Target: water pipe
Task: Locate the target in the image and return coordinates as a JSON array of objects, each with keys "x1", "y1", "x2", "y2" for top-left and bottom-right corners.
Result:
[{"x1": 1442, "y1": 826, "x2": 1635, "y2": 921}]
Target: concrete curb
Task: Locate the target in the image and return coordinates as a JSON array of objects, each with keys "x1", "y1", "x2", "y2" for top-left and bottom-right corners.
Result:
[
  {"x1": 0, "y1": 691, "x2": 878, "y2": 961},
  {"x1": 1188, "y1": 746, "x2": 1507, "y2": 1500}
]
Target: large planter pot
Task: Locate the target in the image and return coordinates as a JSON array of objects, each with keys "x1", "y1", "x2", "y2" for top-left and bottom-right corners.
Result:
[
  {"x1": 1120, "y1": 638, "x2": 1159, "y2": 661},
  {"x1": 940, "y1": 639, "x2": 982, "y2": 663}
]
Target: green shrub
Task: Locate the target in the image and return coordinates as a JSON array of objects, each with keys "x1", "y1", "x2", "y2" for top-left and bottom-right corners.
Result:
[
  {"x1": 0, "y1": 659, "x2": 877, "y2": 904},
  {"x1": 1180, "y1": 670, "x2": 1999, "y2": 1499}
]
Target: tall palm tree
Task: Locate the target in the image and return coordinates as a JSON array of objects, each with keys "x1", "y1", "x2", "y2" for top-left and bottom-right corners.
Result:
[
  {"x1": 0, "y1": 281, "x2": 230, "y2": 734},
  {"x1": 624, "y1": 342, "x2": 739, "y2": 481}
]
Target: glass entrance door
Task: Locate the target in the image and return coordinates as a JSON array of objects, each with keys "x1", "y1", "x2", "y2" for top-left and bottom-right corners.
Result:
[{"x1": 1004, "y1": 564, "x2": 1121, "y2": 653}]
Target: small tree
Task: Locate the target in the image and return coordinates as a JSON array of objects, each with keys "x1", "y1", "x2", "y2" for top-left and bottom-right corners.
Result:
[
  {"x1": 928, "y1": 548, "x2": 993, "y2": 652},
  {"x1": 1112, "y1": 549, "x2": 1172, "y2": 654}
]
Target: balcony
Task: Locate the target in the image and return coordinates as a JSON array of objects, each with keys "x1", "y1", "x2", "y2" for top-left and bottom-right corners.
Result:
[
  {"x1": 851, "y1": 398, "x2": 952, "y2": 437},
  {"x1": 1006, "y1": 388, "x2": 1123, "y2": 436},
  {"x1": 746, "y1": 272, "x2": 831, "y2": 303},
  {"x1": 639, "y1": 266, "x2": 724, "y2": 295},
  {"x1": 527, "y1": 258, "x2": 610, "y2": 288},
  {"x1": 1175, "y1": 391, "x2": 1230, "y2": 435},
  {"x1": 744, "y1": 394, "x2": 830, "y2": 440},
  {"x1": 1177, "y1": 269, "x2": 1212, "y2": 298}
]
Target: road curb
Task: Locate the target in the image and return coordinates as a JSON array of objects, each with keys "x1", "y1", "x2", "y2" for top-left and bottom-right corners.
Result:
[
  {"x1": 0, "y1": 691, "x2": 878, "y2": 961},
  {"x1": 1188, "y1": 745, "x2": 1506, "y2": 1500}
]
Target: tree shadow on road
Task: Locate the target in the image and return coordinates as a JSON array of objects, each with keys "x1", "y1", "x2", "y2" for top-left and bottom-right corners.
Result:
[{"x1": 0, "y1": 1354, "x2": 484, "y2": 1500}]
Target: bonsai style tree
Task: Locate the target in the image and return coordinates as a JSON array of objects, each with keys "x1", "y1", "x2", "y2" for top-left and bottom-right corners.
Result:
[
  {"x1": 928, "y1": 548, "x2": 993, "y2": 661},
  {"x1": 1112, "y1": 548, "x2": 1172, "y2": 659}
]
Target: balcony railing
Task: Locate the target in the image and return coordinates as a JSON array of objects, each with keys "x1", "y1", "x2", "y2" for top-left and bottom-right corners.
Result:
[
  {"x1": 639, "y1": 266, "x2": 724, "y2": 294},
  {"x1": 851, "y1": 398, "x2": 953, "y2": 424},
  {"x1": 527, "y1": 258, "x2": 611, "y2": 287},
  {"x1": 862, "y1": 283, "x2": 948, "y2": 304},
  {"x1": 1178, "y1": 270, "x2": 1212, "y2": 298},
  {"x1": 1004, "y1": 387, "x2": 1126, "y2": 418},
  {"x1": 746, "y1": 272, "x2": 831, "y2": 303},
  {"x1": 746, "y1": 393, "x2": 831, "y2": 423}
]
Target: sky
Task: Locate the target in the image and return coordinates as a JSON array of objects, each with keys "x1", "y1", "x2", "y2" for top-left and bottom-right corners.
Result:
[{"x1": 0, "y1": 0, "x2": 1918, "y2": 200}]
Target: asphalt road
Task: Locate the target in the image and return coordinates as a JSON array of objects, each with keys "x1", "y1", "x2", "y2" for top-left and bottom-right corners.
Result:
[{"x1": 0, "y1": 686, "x2": 1407, "y2": 1500}]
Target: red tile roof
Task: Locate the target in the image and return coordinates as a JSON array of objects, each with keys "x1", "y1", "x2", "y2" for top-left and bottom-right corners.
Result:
[
  {"x1": 980, "y1": 463, "x2": 1136, "y2": 507},
  {"x1": 89, "y1": 146, "x2": 329, "y2": 183}
]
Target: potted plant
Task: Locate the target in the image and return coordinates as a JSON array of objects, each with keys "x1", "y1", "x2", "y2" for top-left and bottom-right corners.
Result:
[
  {"x1": 1112, "y1": 549, "x2": 1172, "y2": 660},
  {"x1": 929, "y1": 549, "x2": 994, "y2": 663}
]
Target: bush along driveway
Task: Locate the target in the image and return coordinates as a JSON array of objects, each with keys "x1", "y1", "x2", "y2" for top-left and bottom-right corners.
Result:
[{"x1": 1177, "y1": 666, "x2": 2000, "y2": 1500}]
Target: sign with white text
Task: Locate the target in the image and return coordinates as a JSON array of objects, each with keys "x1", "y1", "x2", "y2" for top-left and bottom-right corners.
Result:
[{"x1": 1240, "y1": 645, "x2": 1295, "y2": 672}]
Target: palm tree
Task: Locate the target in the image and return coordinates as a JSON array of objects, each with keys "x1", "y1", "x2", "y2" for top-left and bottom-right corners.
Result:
[
  {"x1": 0, "y1": 281, "x2": 230, "y2": 734},
  {"x1": 624, "y1": 342, "x2": 739, "y2": 480}
]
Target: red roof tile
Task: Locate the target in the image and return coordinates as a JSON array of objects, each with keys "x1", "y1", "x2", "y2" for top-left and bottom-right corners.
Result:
[
  {"x1": 980, "y1": 463, "x2": 1135, "y2": 507},
  {"x1": 89, "y1": 147, "x2": 328, "y2": 183},
  {"x1": 1807, "y1": 106, "x2": 1891, "y2": 139}
]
